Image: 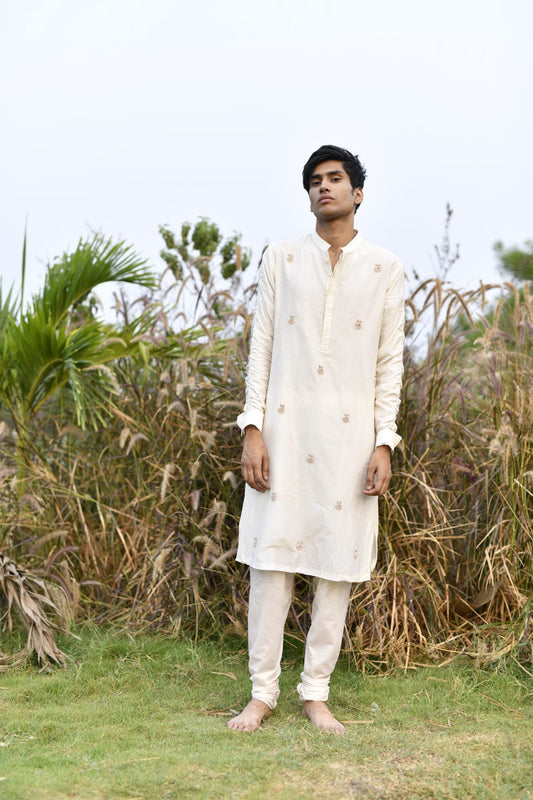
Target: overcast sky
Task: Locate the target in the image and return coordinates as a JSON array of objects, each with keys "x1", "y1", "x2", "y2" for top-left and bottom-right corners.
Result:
[{"x1": 1, "y1": 0, "x2": 532, "y2": 312}]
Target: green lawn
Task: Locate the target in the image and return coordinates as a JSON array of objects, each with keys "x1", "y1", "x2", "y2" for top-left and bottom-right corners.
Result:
[{"x1": 0, "y1": 627, "x2": 531, "y2": 800}]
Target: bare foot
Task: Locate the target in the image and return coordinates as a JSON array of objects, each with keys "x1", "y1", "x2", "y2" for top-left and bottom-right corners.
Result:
[
  {"x1": 226, "y1": 699, "x2": 271, "y2": 732},
  {"x1": 302, "y1": 700, "x2": 346, "y2": 735}
]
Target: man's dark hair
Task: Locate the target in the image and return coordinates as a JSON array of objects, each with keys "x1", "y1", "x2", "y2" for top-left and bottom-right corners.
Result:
[{"x1": 302, "y1": 145, "x2": 367, "y2": 193}]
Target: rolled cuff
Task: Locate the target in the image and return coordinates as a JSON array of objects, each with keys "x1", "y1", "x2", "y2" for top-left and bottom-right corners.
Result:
[
  {"x1": 251, "y1": 684, "x2": 279, "y2": 710},
  {"x1": 375, "y1": 428, "x2": 402, "y2": 452},
  {"x1": 297, "y1": 679, "x2": 329, "y2": 703},
  {"x1": 237, "y1": 409, "x2": 264, "y2": 433}
]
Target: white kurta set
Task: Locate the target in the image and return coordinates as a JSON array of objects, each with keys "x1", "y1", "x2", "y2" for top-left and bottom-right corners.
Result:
[{"x1": 236, "y1": 231, "x2": 405, "y2": 707}]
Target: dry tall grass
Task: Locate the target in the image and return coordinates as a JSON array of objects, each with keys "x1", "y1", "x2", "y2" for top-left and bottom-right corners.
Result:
[
  {"x1": 348, "y1": 278, "x2": 532, "y2": 668},
  {"x1": 1, "y1": 269, "x2": 531, "y2": 669}
]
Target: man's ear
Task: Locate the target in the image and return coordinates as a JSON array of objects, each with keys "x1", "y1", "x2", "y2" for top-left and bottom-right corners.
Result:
[{"x1": 353, "y1": 187, "x2": 364, "y2": 207}]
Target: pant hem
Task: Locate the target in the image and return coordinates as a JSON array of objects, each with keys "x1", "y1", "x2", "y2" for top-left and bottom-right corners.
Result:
[
  {"x1": 297, "y1": 681, "x2": 330, "y2": 703},
  {"x1": 251, "y1": 691, "x2": 278, "y2": 710}
]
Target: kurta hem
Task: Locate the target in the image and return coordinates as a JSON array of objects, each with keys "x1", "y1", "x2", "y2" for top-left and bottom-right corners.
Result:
[{"x1": 237, "y1": 557, "x2": 372, "y2": 584}]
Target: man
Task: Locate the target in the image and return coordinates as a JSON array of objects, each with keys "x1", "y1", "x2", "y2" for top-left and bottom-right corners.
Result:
[{"x1": 227, "y1": 145, "x2": 405, "y2": 734}]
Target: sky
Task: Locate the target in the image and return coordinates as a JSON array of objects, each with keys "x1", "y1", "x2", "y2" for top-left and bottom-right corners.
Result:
[{"x1": 1, "y1": 0, "x2": 532, "y2": 313}]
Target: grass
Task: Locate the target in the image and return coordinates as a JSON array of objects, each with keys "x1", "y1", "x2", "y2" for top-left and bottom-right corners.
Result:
[{"x1": 0, "y1": 627, "x2": 531, "y2": 800}]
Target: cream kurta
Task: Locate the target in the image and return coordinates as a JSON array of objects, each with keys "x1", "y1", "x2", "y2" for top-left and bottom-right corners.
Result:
[{"x1": 237, "y1": 232, "x2": 405, "y2": 582}]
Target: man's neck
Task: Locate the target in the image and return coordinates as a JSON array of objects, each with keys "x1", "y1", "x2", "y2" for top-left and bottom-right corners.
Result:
[{"x1": 315, "y1": 217, "x2": 357, "y2": 249}]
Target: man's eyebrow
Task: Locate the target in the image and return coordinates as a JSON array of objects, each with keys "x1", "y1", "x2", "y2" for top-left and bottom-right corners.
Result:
[{"x1": 311, "y1": 169, "x2": 345, "y2": 179}]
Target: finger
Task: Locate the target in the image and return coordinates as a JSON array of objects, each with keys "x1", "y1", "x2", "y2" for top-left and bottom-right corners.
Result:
[
  {"x1": 242, "y1": 456, "x2": 259, "y2": 482},
  {"x1": 373, "y1": 472, "x2": 391, "y2": 496},
  {"x1": 261, "y1": 452, "x2": 271, "y2": 490},
  {"x1": 363, "y1": 468, "x2": 380, "y2": 495},
  {"x1": 373, "y1": 477, "x2": 386, "y2": 495},
  {"x1": 242, "y1": 462, "x2": 260, "y2": 492},
  {"x1": 253, "y1": 455, "x2": 268, "y2": 489},
  {"x1": 379, "y1": 475, "x2": 391, "y2": 495},
  {"x1": 364, "y1": 464, "x2": 376, "y2": 493},
  {"x1": 250, "y1": 466, "x2": 267, "y2": 492},
  {"x1": 247, "y1": 457, "x2": 269, "y2": 491}
]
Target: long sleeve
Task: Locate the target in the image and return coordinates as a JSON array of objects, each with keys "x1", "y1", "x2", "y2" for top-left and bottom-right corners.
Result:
[
  {"x1": 374, "y1": 259, "x2": 405, "y2": 451},
  {"x1": 237, "y1": 247, "x2": 276, "y2": 432}
]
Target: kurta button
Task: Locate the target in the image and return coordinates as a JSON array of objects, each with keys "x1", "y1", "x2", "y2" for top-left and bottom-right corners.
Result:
[
  {"x1": 253, "y1": 538, "x2": 258, "y2": 547},
  {"x1": 296, "y1": 541, "x2": 303, "y2": 550},
  {"x1": 354, "y1": 320, "x2": 362, "y2": 329},
  {"x1": 288, "y1": 315, "x2": 295, "y2": 325},
  {"x1": 374, "y1": 264, "x2": 383, "y2": 273},
  {"x1": 343, "y1": 414, "x2": 350, "y2": 423},
  {"x1": 335, "y1": 500, "x2": 343, "y2": 510},
  {"x1": 306, "y1": 454, "x2": 315, "y2": 463},
  {"x1": 287, "y1": 253, "x2": 294, "y2": 262},
  {"x1": 353, "y1": 549, "x2": 359, "y2": 559},
  {"x1": 278, "y1": 404, "x2": 285, "y2": 413},
  {"x1": 271, "y1": 492, "x2": 278, "y2": 502},
  {"x1": 317, "y1": 365, "x2": 324, "y2": 375}
]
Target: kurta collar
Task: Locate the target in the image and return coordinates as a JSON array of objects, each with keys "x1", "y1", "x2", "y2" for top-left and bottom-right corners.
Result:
[{"x1": 311, "y1": 230, "x2": 363, "y2": 255}]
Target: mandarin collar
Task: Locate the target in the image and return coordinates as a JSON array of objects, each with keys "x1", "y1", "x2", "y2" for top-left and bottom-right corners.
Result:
[{"x1": 311, "y1": 230, "x2": 363, "y2": 254}]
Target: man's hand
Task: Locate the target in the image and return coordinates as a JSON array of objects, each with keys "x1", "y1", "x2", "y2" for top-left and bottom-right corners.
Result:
[
  {"x1": 241, "y1": 426, "x2": 271, "y2": 492},
  {"x1": 363, "y1": 445, "x2": 392, "y2": 496}
]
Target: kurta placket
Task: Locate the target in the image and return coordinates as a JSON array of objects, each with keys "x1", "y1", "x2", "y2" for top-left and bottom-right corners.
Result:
[
  {"x1": 237, "y1": 232, "x2": 405, "y2": 583},
  {"x1": 320, "y1": 252, "x2": 342, "y2": 351}
]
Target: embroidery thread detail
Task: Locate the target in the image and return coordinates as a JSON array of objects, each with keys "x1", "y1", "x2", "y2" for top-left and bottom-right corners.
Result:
[
  {"x1": 354, "y1": 319, "x2": 362, "y2": 329},
  {"x1": 335, "y1": 500, "x2": 343, "y2": 511},
  {"x1": 278, "y1": 404, "x2": 285, "y2": 414},
  {"x1": 374, "y1": 263, "x2": 383, "y2": 273},
  {"x1": 287, "y1": 253, "x2": 295, "y2": 263},
  {"x1": 288, "y1": 315, "x2": 295, "y2": 325},
  {"x1": 306, "y1": 454, "x2": 315, "y2": 464}
]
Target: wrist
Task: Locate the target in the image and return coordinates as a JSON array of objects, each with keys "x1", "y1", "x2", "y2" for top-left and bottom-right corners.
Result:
[{"x1": 244, "y1": 425, "x2": 261, "y2": 438}]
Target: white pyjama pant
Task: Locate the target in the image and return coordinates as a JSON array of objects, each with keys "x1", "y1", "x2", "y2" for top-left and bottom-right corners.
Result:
[{"x1": 248, "y1": 567, "x2": 352, "y2": 709}]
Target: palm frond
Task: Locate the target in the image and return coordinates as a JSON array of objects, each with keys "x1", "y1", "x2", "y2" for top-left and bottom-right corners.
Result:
[
  {"x1": 20, "y1": 220, "x2": 28, "y2": 319},
  {"x1": 0, "y1": 235, "x2": 156, "y2": 430},
  {"x1": 36, "y1": 234, "x2": 156, "y2": 325},
  {"x1": 0, "y1": 283, "x2": 17, "y2": 336},
  {"x1": 0, "y1": 552, "x2": 70, "y2": 670},
  {"x1": 4, "y1": 316, "x2": 123, "y2": 427}
]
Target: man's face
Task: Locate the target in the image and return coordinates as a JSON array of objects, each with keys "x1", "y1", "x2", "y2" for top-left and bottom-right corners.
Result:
[{"x1": 308, "y1": 160, "x2": 363, "y2": 222}]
